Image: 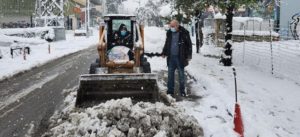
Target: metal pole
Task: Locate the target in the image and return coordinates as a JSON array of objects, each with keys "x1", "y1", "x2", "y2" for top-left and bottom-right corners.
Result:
[
  {"x1": 85, "y1": 0, "x2": 89, "y2": 37},
  {"x1": 243, "y1": 24, "x2": 245, "y2": 63},
  {"x1": 269, "y1": 19, "x2": 274, "y2": 75},
  {"x1": 87, "y1": 0, "x2": 90, "y2": 29},
  {"x1": 233, "y1": 67, "x2": 238, "y2": 103}
]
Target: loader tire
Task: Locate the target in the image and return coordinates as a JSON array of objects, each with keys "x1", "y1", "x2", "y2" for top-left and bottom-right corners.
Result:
[
  {"x1": 141, "y1": 56, "x2": 151, "y2": 73},
  {"x1": 89, "y1": 63, "x2": 98, "y2": 74},
  {"x1": 96, "y1": 58, "x2": 100, "y2": 64},
  {"x1": 143, "y1": 61, "x2": 151, "y2": 73}
]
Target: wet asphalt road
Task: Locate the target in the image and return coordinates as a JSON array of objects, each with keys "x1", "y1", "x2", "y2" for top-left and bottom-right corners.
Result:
[{"x1": 0, "y1": 46, "x2": 97, "y2": 137}]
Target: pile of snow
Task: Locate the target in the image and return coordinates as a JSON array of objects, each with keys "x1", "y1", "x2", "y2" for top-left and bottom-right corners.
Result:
[
  {"x1": 43, "y1": 88, "x2": 203, "y2": 137},
  {"x1": 232, "y1": 30, "x2": 279, "y2": 37},
  {"x1": 0, "y1": 27, "x2": 53, "y2": 36},
  {"x1": 0, "y1": 33, "x2": 46, "y2": 44},
  {"x1": 0, "y1": 27, "x2": 55, "y2": 41}
]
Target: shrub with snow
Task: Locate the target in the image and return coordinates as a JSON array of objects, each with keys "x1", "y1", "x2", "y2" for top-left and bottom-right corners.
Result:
[
  {"x1": 43, "y1": 88, "x2": 203, "y2": 137},
  {"x1": 44, "y1": 29, "x2": 55, "y2": 42}
]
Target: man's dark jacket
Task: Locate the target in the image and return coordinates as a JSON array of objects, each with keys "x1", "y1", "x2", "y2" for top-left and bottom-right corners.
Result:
[{"x1": 162, "y1": 26, "x2": 192, "y2": 67}]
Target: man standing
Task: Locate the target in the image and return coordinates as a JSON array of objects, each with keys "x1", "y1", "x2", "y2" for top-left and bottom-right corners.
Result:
[{"x1": 161, "y1": 20, "x2": 192, "y2": 97}]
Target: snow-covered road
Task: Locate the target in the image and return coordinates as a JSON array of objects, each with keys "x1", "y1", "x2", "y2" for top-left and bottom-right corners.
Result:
[{"x1": 0, "y1": 47, "x2": 98, "y2": 137}]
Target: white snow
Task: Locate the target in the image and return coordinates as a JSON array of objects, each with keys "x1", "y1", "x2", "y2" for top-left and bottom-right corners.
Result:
[
  {"x1": 232, "y1": 30, "x2": 279, "y2": 37},
  {"x1": 233, "y1": 17, "x2": 264, "y2": 23},
  {"x1": 214, "y1": 13, "x2": 226, "y2": 19},
  {"x1": 0, "y1": 30, "x2": 98, "y2": 80},
  {"x1": 0, "y1": 27, "x2": 53, "y2": 36},
  {"x1": 0, "y1": 33, "x2": 46, "y2": 44},
  {"x1": 159, "y1": 4, "x2": 172, "y2": 17},
  {"x1": 121, "y1": 0, "x2": 171, "y2": 18}
]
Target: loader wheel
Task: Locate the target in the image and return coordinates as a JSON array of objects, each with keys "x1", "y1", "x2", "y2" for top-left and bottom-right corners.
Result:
[
  {"x1": 143, "y1": 61, "x2": 151, "y2": 73},
  {"x1": 96, "y1": 58, "x2": 100, "y2": 64},
  {"x1": 89, "y1": 63, "x2": 98, "y2": 74}
]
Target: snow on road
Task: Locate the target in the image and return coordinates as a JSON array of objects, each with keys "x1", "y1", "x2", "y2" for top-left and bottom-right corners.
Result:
[
  {"x1": 0, "y1": 31, "x2": 98, "y2": 81},
  {"x1": 0, "y1": 73, "x2": 58, "y2": 113}
]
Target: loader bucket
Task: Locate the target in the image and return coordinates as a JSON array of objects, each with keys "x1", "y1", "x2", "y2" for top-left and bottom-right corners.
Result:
[{"x1": 75, "y1": 73, "x2": 159, "y2": 107}]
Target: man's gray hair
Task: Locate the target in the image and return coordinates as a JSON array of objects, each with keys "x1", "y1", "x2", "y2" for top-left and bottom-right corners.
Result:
[{"x1": 170, "y1": 19, "x2": 179, "y2": 27}]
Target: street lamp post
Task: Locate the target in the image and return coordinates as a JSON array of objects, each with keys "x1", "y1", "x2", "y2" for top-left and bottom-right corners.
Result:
[{"x1": 85, "y1": 0, "x2": 89, "y2": 37}]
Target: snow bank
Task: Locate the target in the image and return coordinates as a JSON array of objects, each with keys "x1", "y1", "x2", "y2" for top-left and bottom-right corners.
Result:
[
  {"x1": 43, "y1": 88, "x2": 203, "y2": 137},
  {"x1": 232, "y1": 30, "x2": 279, "y2": 37},
  {"x1": 0, "y1": 27, "x2": 55, "y2": 42},
  {"x1": 0, "y1": 32, "x2": 97, "y2": 81},
  {"x1": 233, "y1": 17, "x2": 263, "y2": 23},
  {"x1": 0, "y1": 27, "x2": 53, "y2": 36},
  {"x1": 0, "y1": 33, "x2": 46, "y2": 44}
]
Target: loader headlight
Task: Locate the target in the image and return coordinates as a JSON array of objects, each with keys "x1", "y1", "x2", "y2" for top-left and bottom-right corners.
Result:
[
  {"x1": 130, "y1": 17, "x2": 136, "y2": 21},
  {"x1": 104, "y1": 16, "x2": 110, "y2": 21}
]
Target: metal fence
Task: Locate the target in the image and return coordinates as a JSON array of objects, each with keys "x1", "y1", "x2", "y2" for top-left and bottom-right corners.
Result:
[
  {"x1": 202, "y1": 18, "x2": 300, "y2": 84},
  {"x1": 233, "y1": 39, "x2": 300, "y2": 84}
]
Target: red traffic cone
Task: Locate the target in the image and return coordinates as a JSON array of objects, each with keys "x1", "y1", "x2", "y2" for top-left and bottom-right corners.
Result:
[
  {"x1": 234, "y1": 103, "x2": 244, "y2": 137},
  {"x1": 232, "y1": 67, "x2": 244, "y2": 137}
]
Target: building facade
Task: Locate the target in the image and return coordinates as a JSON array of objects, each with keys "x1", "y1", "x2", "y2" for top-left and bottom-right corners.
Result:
[
  {"x1": 0, "y1": 0, "x2": 35, "y2": 28},
  {"x1": 0, "y1": 0, "x2": 102, "y2": 29},
  {"x1": 279, "y1": 0, "x2": 300, "y2": 36}
]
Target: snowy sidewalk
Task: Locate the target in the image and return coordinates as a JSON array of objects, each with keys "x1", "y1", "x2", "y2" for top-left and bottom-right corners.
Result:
[
  {"x1": 145, "y1": 27, "x2": 300, "y2": 137},
  {"x1": 181, "y1": 49, "x2": 300, "y2": 137},
  {"x1": 0, "y1": 32, "x2": 98, "y2": 81}
]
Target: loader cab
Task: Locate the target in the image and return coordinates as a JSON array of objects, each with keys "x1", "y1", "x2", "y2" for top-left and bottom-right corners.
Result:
[
  {"x1": 104, "y1": 15, "x2": 138, "y2": 50},
  {"x1": 97, "y1": 15, "x2": 146, "y2": 74}
]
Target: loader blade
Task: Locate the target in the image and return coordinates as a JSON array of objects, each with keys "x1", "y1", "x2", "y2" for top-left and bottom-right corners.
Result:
[{"x1": 75, "y1": 73, "x2": 159, "y2": 107}]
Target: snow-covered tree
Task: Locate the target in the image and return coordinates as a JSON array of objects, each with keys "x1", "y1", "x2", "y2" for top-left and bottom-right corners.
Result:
[
  {"x1": 133, "y1": 0, "x2": 170, "y2": 26},
  {"x1": 174, "y1": 0, "x2": 259, "y2": 66},
  {"x1": 173, "y1": 0, "x2": 207, "y2": 24},
  {"x1": 105, "y1": 0, "x2": 122, "y2": 14}
]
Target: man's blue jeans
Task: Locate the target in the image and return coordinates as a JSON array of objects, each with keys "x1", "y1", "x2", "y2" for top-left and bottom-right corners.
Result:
[{"x1": 167, "y1": 55, "x2": 185, "y2": 95}]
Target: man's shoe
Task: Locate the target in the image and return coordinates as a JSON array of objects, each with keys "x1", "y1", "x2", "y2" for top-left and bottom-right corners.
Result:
[{"x1": 167, "y1": 91, "x2": 174, "y2": 95}]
